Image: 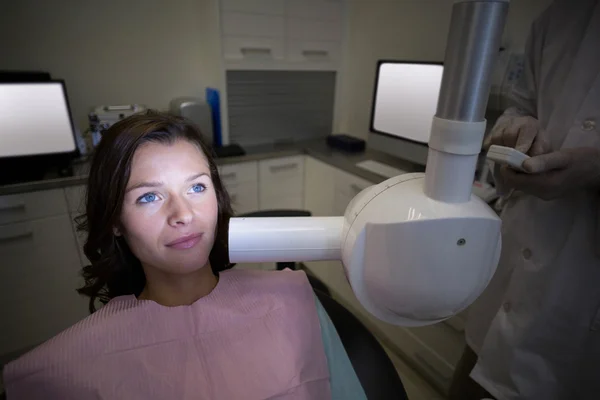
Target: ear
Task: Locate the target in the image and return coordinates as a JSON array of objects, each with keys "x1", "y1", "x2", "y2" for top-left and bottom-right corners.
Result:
[{"x1": 113, "y1": 226, "x2": 122, "y2": 237}]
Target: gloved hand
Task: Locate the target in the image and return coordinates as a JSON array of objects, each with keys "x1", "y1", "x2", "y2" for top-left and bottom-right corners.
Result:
[
  {"x1": 500, "y1": 147, "x2": 600, "y2": 200},
  {"x1": 484, "y1": 114, "x2": 551, "y2": 156}
]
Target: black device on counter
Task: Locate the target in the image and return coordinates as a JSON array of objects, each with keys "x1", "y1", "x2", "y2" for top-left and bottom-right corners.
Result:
[
  {"x1": 326, "y1": 134, "x2": 366, "y2": 153},
  {"x1": 214, "y1": 143, "x2": 245, "y2": 158}
]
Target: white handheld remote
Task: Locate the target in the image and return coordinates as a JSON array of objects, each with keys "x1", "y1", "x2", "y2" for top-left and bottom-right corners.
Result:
[{"x1": 487, "y1": 145, "x2": 530, "y2": 172}]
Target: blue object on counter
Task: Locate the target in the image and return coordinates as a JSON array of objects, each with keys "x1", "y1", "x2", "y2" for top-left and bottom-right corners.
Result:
[{"x1": 206, "y1": 88, "x2": 223, "y2": 147}]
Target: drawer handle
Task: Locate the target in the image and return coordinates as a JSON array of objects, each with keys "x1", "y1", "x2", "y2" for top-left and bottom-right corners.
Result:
[
  {"x1": 302, "y1": 49, "x2": 329, "y2": 59},
  {"x1": 222, "y1": 172, "x2": 237, "y2": 180},
  {"x1": 0, "y1": 230, "x2": 33, "y2": 244},
  {"x1": 414, "y1": 352, "x2": 451, "y2": 386},
  {"x1": 269, "y1": 163, "x2": 298, "y2": 173},
  {"x1": 241, "y1": 47, "x2": 272, "y2": 58},
  {"x1": 0, "y1": 201, "x2": 26, "y2": 213}
]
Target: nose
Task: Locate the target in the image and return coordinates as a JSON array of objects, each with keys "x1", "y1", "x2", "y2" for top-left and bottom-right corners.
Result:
[{"x1": 167, "y1": 195, "x2": 194, "y2": 227}]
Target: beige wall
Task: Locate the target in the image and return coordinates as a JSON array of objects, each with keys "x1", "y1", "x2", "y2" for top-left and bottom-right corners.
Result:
[
  {"x1": 334, "y1": 0, "x2": 554, "y2": 140},
  {"x1": 0, "y1": 0, "x2": 223, "y2": 132}
]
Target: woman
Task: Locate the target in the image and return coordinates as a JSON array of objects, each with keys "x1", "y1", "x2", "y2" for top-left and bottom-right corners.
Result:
[{"x1": 2, "y1": 111, "x2": 366, "y2": 399}]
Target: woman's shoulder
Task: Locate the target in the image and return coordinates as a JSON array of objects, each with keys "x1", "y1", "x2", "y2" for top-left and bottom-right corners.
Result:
[{"x1": 3, "y1": 295, "x2": 139, "y2": 382}]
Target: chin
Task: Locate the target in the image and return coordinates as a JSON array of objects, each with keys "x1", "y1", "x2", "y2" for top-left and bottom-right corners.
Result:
[{"x1": 160, "y1": 253, "x2": 211, "y2": 275}]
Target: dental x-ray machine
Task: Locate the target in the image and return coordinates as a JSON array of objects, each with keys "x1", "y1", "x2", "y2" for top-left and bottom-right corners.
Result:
[{"x1": 228, "y1": 0, "x2": 509, "y2": 327}]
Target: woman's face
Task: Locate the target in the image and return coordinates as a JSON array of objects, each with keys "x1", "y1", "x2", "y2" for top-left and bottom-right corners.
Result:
[{"x1": 119, "y1": 139, "x2": 218, "y2": 274}]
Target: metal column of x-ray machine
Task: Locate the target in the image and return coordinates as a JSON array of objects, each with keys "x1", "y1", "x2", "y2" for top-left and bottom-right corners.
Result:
[{"x1": 229, "y1": 0, "x2": 510, "y2": 327}]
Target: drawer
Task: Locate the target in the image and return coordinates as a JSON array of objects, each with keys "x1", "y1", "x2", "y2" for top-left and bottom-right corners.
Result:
[
  {"x1": 222, "y1": 36, "x2": 285, "y2": 62},
  {"x1": 335, "y1": 170, "x2": 372, "y2": 198},
  {"x1": 222, "y1": 12, "x2": 285, "y2": 38},
  {"x1": 221, "y1": 0, "x2": 285, "y2": 15},
  {"x1": 64, "y1": 185, "x2": 87, "y2": 215},
  {"x1": 333, "y1": 191, "x2": 351, "y2": 216},
  {"x1": 226, "y1": 181, "x2": 259, "y2": 215},
  {"x1": 286, "y1": 0, "x2": 343, "y2": 21},
  {"x1": 287, "y1": 40, "x2": 340, "y2": 64},
  {"x1": 219, "y1": 161, "x2": 258, "y2": 185},
  {"x1": 0, "y1": 189, "x2": 68, "y2": 225},
  {"x1": 259, "y1": 156, "x2": 304, "y2": 196},
  {"x1": 259, "y1": 193, "x2": 303, "y2": 211},
  {"x1": 286, "y1": 17, "x2": 342, "y2": 42},
  {"x1": 0, "y1": 215, "x2": 88, "y2": 356}
]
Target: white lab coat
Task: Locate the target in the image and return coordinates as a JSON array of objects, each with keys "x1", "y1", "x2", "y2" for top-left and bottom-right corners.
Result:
[{"x1": 465, "y1": 1, "x2": 600, "y2": 399}]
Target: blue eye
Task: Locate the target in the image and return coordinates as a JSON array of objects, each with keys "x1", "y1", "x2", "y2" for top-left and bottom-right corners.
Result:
[
  {"x1": 190, "y1": 183, "x2": 206, "y2": 193},
  {"x1": 138, "y1": 193, "x2": 157, "y2": 203}
]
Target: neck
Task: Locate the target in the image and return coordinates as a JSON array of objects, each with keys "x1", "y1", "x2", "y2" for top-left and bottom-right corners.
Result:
[{"x1": 138, "y1": 263, "x2": 218, "y2": 307}]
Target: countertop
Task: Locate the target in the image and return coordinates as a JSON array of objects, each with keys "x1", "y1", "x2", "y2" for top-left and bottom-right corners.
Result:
[{"x1": 0, "y1": 139, "x2": 425, "y2": 196}]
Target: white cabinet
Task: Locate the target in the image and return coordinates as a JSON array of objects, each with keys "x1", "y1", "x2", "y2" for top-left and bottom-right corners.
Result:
[
  {"x1": 219, "y1": 0, "x2": 345, "y2": 70},
  {"x1": 303, "y1": 157, "x2": 336, "y2": 216},
  {"x1": 219, "y1": 161, "x2": 260, "y2": 215},
  {"x1": 333, "y1": 169, "x2": 373, "y2": 216},
  {"x1": 258, "y1": 155, "x2": 304, "y2": 210},
  {"x1": 0, "y1": 189, "x2": 67, "y2": 225},
  {"x1": 64, "y1": 185, "x2": 89, "y2": 267},
  {"x1": 0, "y1": 190, "x2": 87, "y2": 363},
  {"x1": 303, "y1": 157, "x2": 373, "y2": 216}
]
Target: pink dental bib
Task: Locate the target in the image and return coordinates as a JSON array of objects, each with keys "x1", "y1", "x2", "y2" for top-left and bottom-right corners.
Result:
[{"x1": 3, "y1": 269, "x2": 331, "y2": 399}]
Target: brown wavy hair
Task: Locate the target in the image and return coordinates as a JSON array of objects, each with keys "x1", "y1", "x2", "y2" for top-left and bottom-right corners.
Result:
[{"x1": 76, "y1": 110, "x2": 233, "y2": 313}]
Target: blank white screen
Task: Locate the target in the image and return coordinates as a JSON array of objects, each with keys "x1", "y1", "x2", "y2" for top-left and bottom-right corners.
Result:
[
  {"x1": 0, "y1": 83, "x2": 76, "y2": 157},
  {"x1": 372, "y1": 63, "x2": 443, "y2": 144}
]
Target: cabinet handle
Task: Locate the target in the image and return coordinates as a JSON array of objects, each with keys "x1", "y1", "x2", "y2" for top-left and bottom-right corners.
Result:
[
  {"x1": 221, "y1": 172, "x2": 237, "y2": 180},
  {"x1": 302, "y1": 49, "x2": 329, "y2": 59},
  {"x1": 0, "y1": 230, "x2": 33, "y2": 244},
  {"x1": 414, "y1": 352, "x2": 451, "y2": 387},
  {"x1": 269, "y1": 163, "x2": 298, "y2": 173},
  {"x1": 0, "y1": 201, "x2": 26, "y2": 213},
  {"x1": 241, "y1": 47, "x2": 273, "y2": 58}
]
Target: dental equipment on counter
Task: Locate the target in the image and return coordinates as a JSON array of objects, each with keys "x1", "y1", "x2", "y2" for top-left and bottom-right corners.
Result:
[{"x1": 228, "y1": 0, "x2": 509, "y2": 327}]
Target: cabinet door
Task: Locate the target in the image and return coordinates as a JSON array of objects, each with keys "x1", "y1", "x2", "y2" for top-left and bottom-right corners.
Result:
[
  {"x1": 219, "y1": 161, "x2": 258, "y2": 185},
  {"x1": 303, "y1": 157, "x2": 336, "y2": 216},
  {"x1": 0, "y1": 189, "x2": 67, "y2": 225},
  {"x1": 259, "y1": 194, "x2": 303, "y2": 210},
  {"x1": 227, "y1": 181, "x2": 260, "y2": 215},
  {"x1": 333, "y1": 170, "x2": 372, "y2": 215},
  {"x1": 259, "y1": 156, "x2": 304, "y2": 209},
  {"x1": 0, "y1": 215, "x2": 89, "y2": 358}
]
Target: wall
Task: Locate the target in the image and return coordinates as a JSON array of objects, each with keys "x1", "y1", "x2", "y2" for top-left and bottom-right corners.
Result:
[
  {"x1": 0, "y1": 0, "x2": 223, "y2": 132},
  {"x1": 334, "y1": 0, "x2": 554, "y2": 140}
]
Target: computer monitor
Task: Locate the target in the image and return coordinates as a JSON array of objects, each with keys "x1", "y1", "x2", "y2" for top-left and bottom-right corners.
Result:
[
  {"x1": 368, "y1": 61, "x2": 443, "y2": 166},
  {"x1": 0, "y1": 80, "x2": 78, "y2": 185}
]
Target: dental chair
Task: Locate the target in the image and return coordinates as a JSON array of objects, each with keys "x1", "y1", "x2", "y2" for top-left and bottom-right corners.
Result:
[{"x1": 236, "y1": 209, "x2": 408, "y2": 400}]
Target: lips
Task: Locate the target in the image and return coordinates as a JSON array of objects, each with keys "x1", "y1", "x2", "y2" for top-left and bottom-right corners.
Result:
[{"x1": 165, "y1": 233, "x2": 203, "y2": 250}]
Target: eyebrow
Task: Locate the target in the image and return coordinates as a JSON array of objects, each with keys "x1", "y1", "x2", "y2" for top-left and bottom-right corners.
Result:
[{"x1": 125, "y1": 172, "x2": 209, "y2": 194}]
